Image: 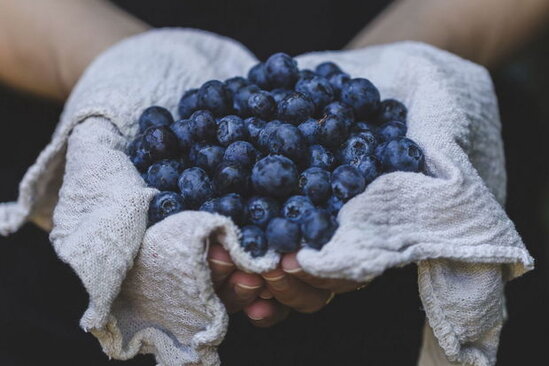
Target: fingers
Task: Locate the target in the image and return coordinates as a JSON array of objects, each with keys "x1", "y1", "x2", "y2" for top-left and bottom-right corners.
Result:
[
  {"x1": 244, "y1": 299, "x2": 291, "y2": 328},
  {"x1": 207, "y1": 244, "x2": 235, "y2": 289},
  {"x1": 281, "y1": 253, "x2": 366, "y2": 294},
  {"x1": 218, "y1": 271, "x2": 264, "y2": 313},
  {"x1": 262, "y1": 268, "x2": 332, "y2": 314}
]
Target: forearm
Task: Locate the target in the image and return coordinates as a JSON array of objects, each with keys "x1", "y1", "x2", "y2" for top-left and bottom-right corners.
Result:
[
  {"x1": 0, "y1": 0, "x2": 149, "y2": 100},
  {"x1": 347, "y1": 0, "x2": 549, "y2": 67}
]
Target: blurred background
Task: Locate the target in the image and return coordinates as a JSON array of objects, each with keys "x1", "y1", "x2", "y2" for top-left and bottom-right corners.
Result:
[{"x1": 1, "y1": 1, "x2": 548, "y2": 365}]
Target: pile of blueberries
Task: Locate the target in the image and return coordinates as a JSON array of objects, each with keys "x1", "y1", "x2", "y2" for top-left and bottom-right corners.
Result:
[{"x1": 128, "y1": 53, "x2": 425, "y2": 258}]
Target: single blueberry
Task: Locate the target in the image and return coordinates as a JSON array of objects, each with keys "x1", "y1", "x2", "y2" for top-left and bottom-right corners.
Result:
[
  {"x1": 141, "y1": 126, "x2": 179, "y2": 161},
  {"x1": 352, "y1": 129, "x2": 378, "y2": 147},
  {"x1": 328, "y1": 73, "x2": 351, "y2": 97},
  {"x1": 299, "y1": 168, "x2": 331, "y2": 204},
  {"x1": 214, "y1": 161, "x2": 250, "y2": 195},
  {"x1": 251, "y1": 155, "x2": 298, "y2": 198},
  {"x1": 378, "y1": 137, "x2": 425, "y2": 173},
  {"x1": 178, "y1": 167, "x2": 214, "y2": 208},
  {"x1": 308, "y1": 144, "x2": 336, "y2": 170},
  {"x1": 248, "y1": 91, "x2": 276, "y2": 120},
  {"x1": 199, "y1": 199, "x2": 218, "y2": 213},
  {"x1": 244, "y1": 117, "x2": 266, "y2": 144},
  {"x1": 138, "y1": 106, "x2": 174, "y2": 132},
  {"x1": 198, "y1": 80, "x2": 232, "y2": 116},
  {"x1": 298, "y1": 118, "x2": 319, "y2": 145},
  {"x1": 331, "y1": 165, "x2": 366, "y2": 201},
  {"x1": 248, "y1": 63, "x2": 270, "y2": 89},
  {"x1": 268, "y1": 123, "x2": 307, "y2": 161},
  {"x1": 277, "y1": 92, "x2": 315, "y2": 125},
  {"x1": 281, "y1": 195, "x2": 315, "y2": 222},
  {"x1": 257, "y1": 120, "x2": 283, "y2": 151},
  {"x1": 323, "y1": 195, "x2": 344, "y2": 216},
  {"x1": 178, "y1": 88, "x2": 200, "y2": 119},
  {"x1": 271, "y1": 88, "x2": 292, "y2": 104},
  {"x1": 341, "y1": 78, "x2": 381, "y2": 120},
  {"x1": 315, "y1": 62, "x2": 342, "y2": 78},
  {"x1": 225, "y1": 76, "x2": 250, "y2": 94},
  {"x1": 217, "y1": 115, "x2": 248, "y2": 146},
  {"x1": 317, "y1": 115, "x2": 349, "y2": 148},
  {"x1": 352, "y1": 155, "x2": 383, "y2": 184},
  {"x1": 145, "y1": 159, "x2": 184, "y2": 191},
  {"x1": 246, "y1": 196, "x2": 280, "y2": 228},
  {"x1": 323, "y1": 101, "x2": 354, "y2": 128},
  {"x1": 233, "y1": 84, "x2": 261, "y2": 117},
  {"x1": 377, "y1": 99, "x2": 407, "y2": 124},
  {"x1": 339, "y1": 135, "x2": 376, "y2": 165},
  {"x1": 148, "y1": 191, "x2": 185, "y2": 226},
  {"x1": 129, "y1": 136, "x2": 153, "y2": 172},
  {"x1": 265, "y1": 52, "x2": 299, "y2": 89},
  {"x1": 170, "y1": 119, "x2": 195, "y2": 151},
  {"x1": 301, "y1": 209, "x2": 338, "y2": 250},
  {"x1": 224, "y1": 141, "x2": 260, "y2": 168},
  {"x1": 195, "y1": 145, "x2": 225, "y2": 173},
  {"x1": 298, "y1": 69, "x2": 316, "y2": 80},
  {"x1": 240, "y1": 225, "x2": 269, "y2": 258},
  {"x1": 295, "y1": 76, "x2": 335, "y2": 112},
  {"x1": 266, "y1": 217, "x2": 301, "y2": 253},
  {"x1": 377, "y1": 121, "x2": 407, "y2": 142},
  {"x1": 215, "y1": 193, "x2": 245, "y2": 224},
  {"x1": 188, "y1": 142, "x2": 208, "y2": 165},
  {"x1": 189, "y1": 110, "x2": 217, "y2": 141}
]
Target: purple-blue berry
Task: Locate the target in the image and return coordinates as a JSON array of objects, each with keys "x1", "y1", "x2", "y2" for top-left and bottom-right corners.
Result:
[
  {"x1": 323, "y1": 101, "x2": 354, "y2": 128},
  {"x1": 317, "y1": 115, "x2": 349, "y2": 148},
  {"x1": 281, "y1": 195, "x2": 315, "y2": 222},
  {"x1": 217, "y1": 115, "x2": 248, "y2": 146},
  {"x1": 298, "y1": 118, "x2": 319, "y2": 145},
  {"x1": 189, "y1": 110, "x2": 217, "y2": 141},
  {"x1": 277, "y1": 92, "x2": 315, "y2": 125},
  {"x1": 340, "y1": 135, "x2": 376, "y2": 165},
  {"x1": 139, "y1": 106, "x2": 174, "y2": 132},
  {"x1": 178, "y1": 167, "x2": 214, "y2": 208},
  {"x1": 170, "y1": 119, "x2": 195, "y2": 152},
  {"x1": 194, "y1": 145, "x2": 225, "y2": 173},
  {"x1": 224, "y1": 141, "x2": 260, "y2": 168},
  {"x1": 378, "y1": 137, "x2": 425, "y2": 173},
  {"x1": 377, "y1": 99, "x2": 407, "y2": 124},
  {"x1": 246, "y1": 196, "x2": 280, "y2": 228},
  {"x1": 265, "y1": 52, "x2": 299, "y2": 89},
  {"x1": 341, "y1": 78, "x2": 380, "y2": 119},
  {"x1": 315, "y1": 62, "x2": 342, "y2": 78},
  {"x1": 251, "y1": 155, "x2": 298, "y2": 198},
  {"x1": 268, "y1": 123, "x2": 306, "y2": 161},
  {"x1": 308, "y1": 144, "x2": 336, "y2": 170},
  {"x1": 248, "y1": 91, "x2": 276, "y2": 120},
  {"x1": 178, "y1": 88, "x2": 200, "y2": 119},
  {"x1": 248, "y1": 63, "x2": 270, "y2": 90},
  {"x1": 266, "y1": 217, "x2": 301, "y2": 253},
  {"x1": 148, "y1": 191, "x2": 185, "y2": 225},
  {"x1": 301, "y1": 209, "x2": 338, "y2": 250},
  {"x1": 141, "y1": 126, "x2": 179, "y2": 161},
  {"x1": 198, "y1": 80, "x2": 232, "y2": 116},
  {"x1": 352, "y1": 155, "x2": 383, "y2": 184},
  {"x1": 240, "y1": 225, "x2": 268, "y2": 258},
  {"x1": 225, "y1": 76, "x2": 250, "y2": 94},
  {"x1": 295, "y1": 76, "x2": 335, "y2": 112},
  {"x1": 233, "y1": 84, "x2": 261, "y2": 116},
  {"x1": 244, "y1": 117, "x2": 266, "y2": 144},
  {"x1": 299, "y1": 168, "x2": 331, "y2": 204},
  {"x1": 213, "y1": 161, "x2": 250, "y2": 195},
  {"x1": 215, "y1": 193, "x2": 245, "y2": 224},
  {"x1": 331, "y1": 165, "x2": 366, "y2": 201},
  {"x1": 377, "y1": 120, "x2": 407, "y2": 142},
  {"x1": 145, "y1": 159, "x2": 184, "y2": 191}
]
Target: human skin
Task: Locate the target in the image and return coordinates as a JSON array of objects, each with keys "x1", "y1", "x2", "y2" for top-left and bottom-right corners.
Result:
[{"x1": 1, "y1": 0, "x2": 548, "y2": 327}]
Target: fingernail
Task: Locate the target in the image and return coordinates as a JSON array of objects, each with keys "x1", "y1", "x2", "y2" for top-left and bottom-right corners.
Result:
[
  {"x1": 209, "y1": 258, "x2": 234, "y2": 267},
  {"x1": 263, "y1": 274, "x2": 285, "y2": 282},
  {"x1": 259, "y1": 289, "x2": 273, "y2": 299},
  {"x1": 282, "y1": 256, "x2": 302, "y2": 274},
  {"x1": 248, "y1": 314, "x2": 264, "y2": 321},
  {"x1": 235, "y1": 283, "x2": 262, "y2": 290}
]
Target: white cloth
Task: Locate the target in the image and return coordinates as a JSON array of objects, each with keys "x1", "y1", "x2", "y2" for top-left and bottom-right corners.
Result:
[{"x1": 0, "y1": 28, "x2": 533, "y2": 366}]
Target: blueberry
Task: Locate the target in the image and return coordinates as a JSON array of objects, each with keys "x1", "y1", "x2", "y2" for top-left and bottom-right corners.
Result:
[
  {"x1": 299, "y1": 168, "x2": 331, "y2": 204},
  {"x1": 248, "y1": 63, "x2": 270, "y2": 89},
  {"x1": 331, "y1": 165, "x2": 366, "y2": 201},
  {"x1": 225, "y1": 76, "x2": 250, "y2": 94},
  {"x1": 248, "y1": 91, "x2": 276, "y2": 119},
  {"x1": 377, "y1": 121, "x2": 407, "y2": 142},
  {"x1": 295, "y1": 76, "x2": 335, "y2": 112},
  {"x1": 233, "y1": 84, "x2": 261, "y2": 116},
  {"x1": 170, "y1": 119, "x2": 195, "y2": 151},
  {"x1": 178, "y1": 167, "x2": 214, "y2": 208},
  {"x1": 308, "y1": 144, "x2": 336, "y2": 170},
  {"x1": 352, "y1": 129, "x2": 378, "y2": 147},
  {"x1": 352, "y1": 155, "x2": 383, "y2": 184},
  {"x1": 268, "y1": 123, "x2": 307, "y2": 161},
  {"x1": 214, "y1": 161, "x2": 250, "y2": 195},
  {"x1": 224, "y1": 141, "x2": 260, "y2": 168},
  {"x1": 281, "y1": 195, "x2": 315, "y2": 222},
  {"x1": 148, "y1": 191, "x2": 185, "y2": 225},
  {"x1": 277, "y1": 92, "x2": 315, "y2": 124},
  {"x1": 198, "y1": 80, "x2": 232, "y2": 116},
  {"x1": 178, "y1": 88, "x2": 200, "y2": 119},
  {"x1": 240, "y1": 225, "x2": 269, "y2": 257},
  {"x1": 339, "y1": 135, "x2": 376, "y2": 165},
  {"x1": 145, "y1": 159, "x2": 184, "y2": 191},
  {"x1": 246, "y1": 196, "x2": 280, "y2": 228},
  {"x1": 189, "y1": 110, "x2": 217, "y2": 141},
  {"x1": 352, "y1": 121, "x2": 378, "y2": 134},
  {"x1": 298, "y1": 118, "x2": 319, "y2": 145},
  {"x1": 195, "y1": 145, "x2": 225, "y2": 173},
  {"x1": 323, "y1": 195, "x2": 344, "y2": 216},
  {"x1": 317, "y1": 115, "x2": 349, "y2": 148},
  {"x1": 215, "y1": 193, "x2": 245, "y2": 224},
  {"x1": 323, "y1": 101, "x2": 354, "y2": 128},
  {"x1": 257, "y1": 120, "x2": 283, "y2": 151},
  {"x1": 271, "y1": 88, "x2": 292, "y2": 104},
  {"x1": 129, "y1": 136, "x2": 154, "y2": 171},
  {"x1": 378, "y1": 137, "x2": 425, "y2": 173},
  {"x1": 266, "y1": 218, "x2": 301, "y2": 253},
  {"x1": 300, "y1": 209, "x2": 338, "y2": 249},
  {"x1": 377, "y1": 99, "x2": 407, "y2": 124},
  {"x1": 341, "y1": 78, "x2": 380, "y2": 119},
  {"x1": 251, "y1": 155, "x2": 298, "y2": 198},
  {"x1": 188, "y1": 142, "x2": 208, "y2": 165},
  {"x1": 138, "y1": 106, "x2": 174, "y2": 132},
  {"x1": 244, "y1": 117, "x2": 266, "y2": 144},
  {"x1": 265, "y1": 52, "x2": 299, "y2": 89},
  {"x1": 141, "y1": 126, "x2": 179, "y2": 161},
  {"x1": 298, "y1": 69, "x2": 316, "y2": 80},
  {"x1": 217, "y1": 115, "x2": 248, "y2": 146},
  {"x1": 199, "y1": 199, "x2": 218, "y2": 213},
  {"x1": 328, "y1": 73, "x2": 351, "y2": 97},
  {"x1": 315, "y1": 61, "x2": 342, "y2": 78}
]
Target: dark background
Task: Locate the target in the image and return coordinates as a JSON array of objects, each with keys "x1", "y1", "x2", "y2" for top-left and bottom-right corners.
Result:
[{"x1": 1, "y1": 1, "x2": 548, "y2": 365}]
